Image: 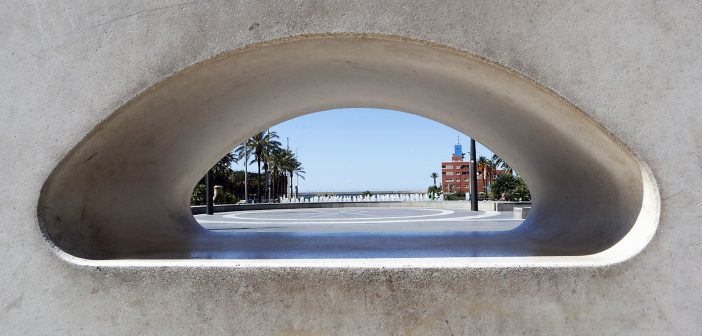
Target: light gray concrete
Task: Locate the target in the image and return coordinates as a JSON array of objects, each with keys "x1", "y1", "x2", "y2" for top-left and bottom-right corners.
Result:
[
  {"x1": 514, "y1": 207, "x2": 531, "y2": 220},
  {"x1": 1, "y1": 1, "x2": 701, "y2": 335},
  {"x1": 191, "y1": 208, "x2": 524, "y2": 258},
  {"x1": 38, "y1": 36, "x2": 653, "y2": 259},
  {"x1": 196, "y1": 208, "x2": 522, "y2": 233},
  {"x1": 494, "y1": 201, "x2": 533, "y2": 211}
]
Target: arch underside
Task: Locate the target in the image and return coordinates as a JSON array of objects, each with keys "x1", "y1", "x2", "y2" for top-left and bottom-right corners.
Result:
[{"x1": 39, "y1": 35, "x2": 653, "y2": 262}]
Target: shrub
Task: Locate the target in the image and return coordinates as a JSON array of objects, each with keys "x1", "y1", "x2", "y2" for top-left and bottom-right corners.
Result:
[
  {"x1": 444, "y1": 192, "x2": 466, "y2": 201},
  {"x1": 191, "y1": 184, "x2": 240, "y2": 205},
  {"x1": 427, "y1": 185, "x2": 441, "y2": 194},
  {"x1": 191, "y1": 184, "x2": 207, "y2": 205},
  {"x1": 490, "y1": 174, "x2": 531, "y2": 201},
  {"x1": 509, "y1": 179, "x2": 531, "y2": 201}
]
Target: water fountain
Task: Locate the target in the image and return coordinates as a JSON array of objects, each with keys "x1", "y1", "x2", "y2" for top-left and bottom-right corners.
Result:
[{"x1": 279, "y1": 193, "x2": 438, "y2": 204}]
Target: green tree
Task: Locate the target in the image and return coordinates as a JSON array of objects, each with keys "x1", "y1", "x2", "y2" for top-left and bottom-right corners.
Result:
[
  {"x1": 491, "y1": 154, "x2": 513, "y2": 175},
  {"x1": 191, "y1": 184, "x2": 207, "y2": 205},
  {"x1": 490, "y1": 174, "x2": 530, "y2": 201},
  {"x1": 511, "y1": 179, "x2": 531, "y2": 201},
  {"x1": 269, "y1": 147, "x2": 302, "y2": 200},
  {"x1": 280, "y1": 150, "x2": 296, "y2": 198},
  {"x1": 291, "y1": 158, "x2": 305, "y2": 197},
  {"x1": 477, "y1": 155, "x2": 490, "y2": 196},
  {"x1": 232, "y1": 139, "x2": 253, "y2": 201},
  {"x1": 430, "y1": 172, "x2": 439, "y2": 187},
  {"x1": 211, "y1": 153, "x2": 236, "y2": 184},
  {"x1": 268, "y1": 147, "x2": 283, "y2": 201},
  {"x1": 245, "y1": 130, "x2": 281, "y2": 202},
  {"x1": 191, "y1": 153, "x2": 236, "y2": 204},
  {"x1": 275, "y1": 148, "x2": 305, "y2": 198},
  {"x1": 193, "y1": 132, "x2": 305, "y2": 205},
  {"x1": 191, "y1": 160, "x2": 247, "y2": 205},
  {"x1": 427, "y1": 185, "x2": 441, "y2": 200},
  {"x1": 444, "y1": 191, "x2": 466, "y2": 201},
  {"x1": 490, "y1": 174, "x2": 516, "y2": 200}
]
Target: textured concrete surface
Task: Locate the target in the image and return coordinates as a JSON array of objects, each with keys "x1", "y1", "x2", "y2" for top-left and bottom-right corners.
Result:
[
  {"x1": 191, "y1": 208, "x2": 524, "y2": 259},
  {"x1": 493, "y1": 202, "x2": 532, "y2": 212},
  {"x1": 1, "y1": 1, "x2": 701, "y2": 335},
  {"x1": 37, "y1": 36, "x2": 655, "y2": 260},
  {"x1": 196, "y1": 208, "x2": 521, "y2": 234}
]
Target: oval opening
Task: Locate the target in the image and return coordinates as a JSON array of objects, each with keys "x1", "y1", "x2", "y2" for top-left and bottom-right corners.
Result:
[
  {"x1": 191, "y1": 108, "x2": 532, "y2": 235},
  {"x1": 38, "y1": 34, "x2": 659, "y2": 267}
]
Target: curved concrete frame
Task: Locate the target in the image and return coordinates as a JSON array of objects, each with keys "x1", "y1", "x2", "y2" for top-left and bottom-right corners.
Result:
[
  {"x1": 7, "y1": 1, "x2": 702, "y2": 333},
  {"x1": 39, "y1": 35, "x2": 658, "y2": 264}
]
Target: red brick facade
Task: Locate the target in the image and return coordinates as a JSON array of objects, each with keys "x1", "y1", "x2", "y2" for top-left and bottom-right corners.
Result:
[
  {"x1": 441, "y1": 154, "x2": 472, "y2": 193},
  {"x1": 441, "y1": 146, "x2": 502, "y2": 194}
]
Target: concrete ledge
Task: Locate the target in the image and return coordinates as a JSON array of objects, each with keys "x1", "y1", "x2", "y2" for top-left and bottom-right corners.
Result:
[
  {"x1": 494, "y1": 202, "x2": 532, "y2": 211},
  {"x1": 514, "y1": 207, "x2": 531, "y2": 219}
]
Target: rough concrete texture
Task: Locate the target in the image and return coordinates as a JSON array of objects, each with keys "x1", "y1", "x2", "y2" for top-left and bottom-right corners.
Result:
[
  {"x1": 37, "y1": 36, "x2": 655, "y2": 261},
  {"x1": 1, "y1": 1, "x2": 701, "y2": 335}
]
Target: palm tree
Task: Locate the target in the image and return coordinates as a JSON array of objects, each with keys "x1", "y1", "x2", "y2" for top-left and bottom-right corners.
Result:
[
  {"x1": 430, "y1": 172, "x2": 439, "y2": 187},
  {"x1": 491, "y1": 154, "x2": 513, "y2": 175},
  {"x1": 233, "y1": 139, "x2": 252, "y2": 201},
  {"x1": 268, "y1": 147, "x2": 293, "y2": 201},
  {"x1": 501, "y1": 163, "x2": 513, "y2": 175},
  {"x1": 279, "y1": 149, "x2": 297, "y2": 198},
  {"x1": 491, "y1": 154, "x2": 504, "y2": 169},
  {"x1": 243, "y1": 130, "x2": 281, "y2": 202},
  {"x1": 267, "y1": 148, "x2": 279, "y2": 201},
  {"x1": 291, "y1": 157, "x2": 305, "y2": 197},
  {"x1": 477, "y1": 155, "x2": 490, "y2": 196},
  {"x1": 211, "y1": 152, "x2": 236, "y2": 181},
  {"x1": 272, "y1": 148, "x2": 302, "y2": 199}
]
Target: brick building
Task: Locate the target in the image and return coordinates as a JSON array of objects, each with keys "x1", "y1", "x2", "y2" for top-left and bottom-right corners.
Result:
[
  {"x1": 441, "y1": 143, "x2": 501, "y2": 194},
  {"x1": 441, "y1": 143, "x2": 470, "y2": 193}
]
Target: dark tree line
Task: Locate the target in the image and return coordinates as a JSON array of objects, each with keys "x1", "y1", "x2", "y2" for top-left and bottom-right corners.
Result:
[{"x1": 191, "y1": 130, "x2": 305, "y2": 205}]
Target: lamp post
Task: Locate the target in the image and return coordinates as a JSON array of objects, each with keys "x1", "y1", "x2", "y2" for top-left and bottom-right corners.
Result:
[
  {"x1": 243, "y1": 140, "x2": 248, "y2": 204},
  {"x1": 470, "y1": 138, "x2": 478, "y2": 211},
  {"x1": 206, "y1": 169, "x2": 214, "y2": 215}
]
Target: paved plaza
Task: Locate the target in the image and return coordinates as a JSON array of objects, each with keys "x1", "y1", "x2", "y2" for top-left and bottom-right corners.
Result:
[{"x1": 195, "y1": 207, "x2": 523, "y2": 233}]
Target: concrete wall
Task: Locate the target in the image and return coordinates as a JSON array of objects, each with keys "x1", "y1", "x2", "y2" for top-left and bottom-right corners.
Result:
[
  {"x1": 2, "y1": 1, "x2": 701, "y2": 335},
  {"x1": 37, "y1": 36, "x2": 653, "y2": 259},
  {"x1": 494, "y1": 202, "x2": 532, "y2": 212}
]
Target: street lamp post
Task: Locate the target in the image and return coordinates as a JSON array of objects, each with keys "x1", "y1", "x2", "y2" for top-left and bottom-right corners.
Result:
[
  {"x1": 206, "y1": 169, "x2": 214, "y2": 215},
  {"x1": 244, "y1": 141, "x2": 248, "y2": 204},
  {"x1": 470, "y1": 138, "x2": 478, "y2": 211}
]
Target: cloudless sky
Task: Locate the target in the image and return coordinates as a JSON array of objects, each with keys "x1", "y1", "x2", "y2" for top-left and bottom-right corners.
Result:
[{"x1": 231, "y1": 108, "x2": 494, "y2": 192}]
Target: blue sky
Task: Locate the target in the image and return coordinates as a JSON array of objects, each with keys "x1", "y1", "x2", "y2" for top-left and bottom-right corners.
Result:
[{"x1": 231, "y1": 108, "x2": 494, "y2": 192}]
